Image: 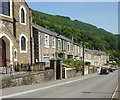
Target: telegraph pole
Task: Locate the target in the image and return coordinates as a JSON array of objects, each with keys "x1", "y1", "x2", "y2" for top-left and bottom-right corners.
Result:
[{"x1": 82, "y1": 38, "x2": 85, "y2": 75}]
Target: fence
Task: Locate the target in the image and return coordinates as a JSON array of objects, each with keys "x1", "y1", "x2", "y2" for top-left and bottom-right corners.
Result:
[{"x1": 0, "y1": 62, "x2": 50, "y2": 77}]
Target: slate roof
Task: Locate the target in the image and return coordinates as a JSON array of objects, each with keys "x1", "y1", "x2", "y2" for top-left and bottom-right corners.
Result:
[
  {"x1": 33, "y1": 24, "x2": 57, "y2": 37},
  {"x1": 33, "y1": 24, "x2": 72, "y2": 43},
  {"x1": 85, "y1": 49, "x2": 95, "y2": 55},
  {"x1": 85, "y1": 49, "x2": 108, "y2": 56}
]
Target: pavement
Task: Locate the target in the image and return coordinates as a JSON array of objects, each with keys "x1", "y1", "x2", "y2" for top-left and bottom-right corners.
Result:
[{"x1": 1, "y1": 70, "x2": 119, "y2": 99}]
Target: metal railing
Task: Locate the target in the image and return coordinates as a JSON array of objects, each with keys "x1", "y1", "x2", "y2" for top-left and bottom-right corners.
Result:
[{"x1": 0, "y1": 62, "x2": 50, "y2": 77}]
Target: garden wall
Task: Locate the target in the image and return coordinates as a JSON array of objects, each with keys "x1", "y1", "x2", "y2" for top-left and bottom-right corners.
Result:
[
  {"x1": 62, "y1": 67, "x2": 98, "y2": 79},
  {"x1": 2, "y1": 69, "x2": 54, "y2": 89},
  {"x1": 62, "y1": 68, "x2": 82, "y2": 78}
]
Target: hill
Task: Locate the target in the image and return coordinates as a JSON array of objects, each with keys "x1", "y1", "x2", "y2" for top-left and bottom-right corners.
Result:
[{"x1": 32, "y1": 9, "x2": 119, "y2": 64}]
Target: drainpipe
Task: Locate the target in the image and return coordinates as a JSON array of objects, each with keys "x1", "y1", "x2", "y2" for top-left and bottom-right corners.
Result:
[
  {"x1": 12, "y1": 1, "x2": 16, "y2": 38},
  {"x1": 56, "y1": 34, "x2": 60, "y2": 59},
  {"x1": 29, "y1": 10, "x2": 33, "y2": 65}
]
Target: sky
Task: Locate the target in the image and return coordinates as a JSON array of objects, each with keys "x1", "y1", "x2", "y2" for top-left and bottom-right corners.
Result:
[{"x1": 27, "y1": 2, "x2": 118, "y2": 34}]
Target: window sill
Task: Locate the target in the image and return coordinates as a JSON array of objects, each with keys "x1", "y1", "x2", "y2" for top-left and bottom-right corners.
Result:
[
  {"x1": 52, "y1": 47, "x2": 56, "y2": 49},
  {"x1": 14, "y1": 59, "x2": 18, "y2": 62},
  {"x1": 45, "y1": 46, "x2": 49, "y2": 48},
  {"x1": 20, "y1": 22, "x2": 26, "y2": 25},
  {"x1": 0, "y1": 14, "x2": 12, "y2": 18},
  {"x1": 20, "y1": 50, "x2": 27, "y2": 53}
]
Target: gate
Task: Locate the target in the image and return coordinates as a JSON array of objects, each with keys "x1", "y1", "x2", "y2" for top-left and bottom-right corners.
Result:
[{"x1": 56, "y1": 59, "x2": 61, "y2": 79}]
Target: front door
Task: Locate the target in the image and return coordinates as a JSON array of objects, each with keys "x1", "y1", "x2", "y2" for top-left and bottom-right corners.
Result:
[{"x1": 0, "y1": 39, "x2": 6, "y2": 67}]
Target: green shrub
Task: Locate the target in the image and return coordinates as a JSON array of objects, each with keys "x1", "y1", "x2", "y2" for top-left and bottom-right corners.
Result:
[
  {"x1": 63, "y1": 59, "x2": 83, "y2": 71},
  {"x1": 16, "y1": 62, "x2": 21, "y2": 71},
  {"x1": 91, "y1": 65, "x2": 96, "y2": 68},
  {"x1": 63, "y1": 59, "x2": 73, "y2": 65},
  {"x1": 112, "y1": 63, "x2": 117, "y2": 65}
]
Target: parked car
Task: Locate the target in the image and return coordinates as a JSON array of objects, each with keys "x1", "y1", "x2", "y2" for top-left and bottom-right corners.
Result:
[
  {"x1": 100, "y1": 67, "x2": 109, "y2": 75},
  {"x1": 115, "y1": 67, "x2": 118, "y2": 70},
  {"x1": 112, "y1": 68, "x2": 116, "y2": 71},
  {"x1": 108, "y1": 68, "x2": 113, "y2": 72}
]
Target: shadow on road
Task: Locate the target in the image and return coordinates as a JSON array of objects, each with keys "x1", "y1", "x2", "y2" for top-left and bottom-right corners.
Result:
[{"x1": 82, "y1": 91, "x2": 112, "y2": 94}]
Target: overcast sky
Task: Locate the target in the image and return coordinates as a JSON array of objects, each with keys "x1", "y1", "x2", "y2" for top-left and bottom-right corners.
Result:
[{"x1": 27, "y1": 2, "x2": 118, "y2": 34}]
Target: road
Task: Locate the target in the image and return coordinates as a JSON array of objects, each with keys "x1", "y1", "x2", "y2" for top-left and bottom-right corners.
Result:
[{"x1": 2, "y1": 70, "x2": 119, "y2": 99}]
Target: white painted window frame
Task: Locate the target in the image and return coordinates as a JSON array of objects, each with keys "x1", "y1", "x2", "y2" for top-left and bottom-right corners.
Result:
[
  {"x1": 67, "y1": 42, "x2": 70, "y2": 52},
  {"x1": 52, "y1": 37, "x2": 56, "y2": 48},
  {"x1": 19, "y1": 5, "x2": 27, "y2": 25},
  {"x1": 58, "y1": 39, "x2": 61, "y2": 51},
  {"x1": 43, "y1": 54, "x2": 50, "y2": 62},
  {"x1": 19, "y1": 34, "x2": 28, "y2": 53},
  {"x1": 45, "y1": 34, "x2": 49, "y2": 48},
  {"x1": 0, "y1": 0, "x2": 12, "y2": 18},
  {"x1": 63, "y1": 40, "x2": 65, "y2": 51}
]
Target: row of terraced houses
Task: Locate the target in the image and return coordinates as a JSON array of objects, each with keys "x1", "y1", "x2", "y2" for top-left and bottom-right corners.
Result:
[{"x1": 0, "y1": 0, "x2": 109, "y2": 68}]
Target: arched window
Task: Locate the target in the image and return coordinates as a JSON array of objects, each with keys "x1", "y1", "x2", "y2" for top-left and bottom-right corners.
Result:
[
  {"x1": 19, "y1": 6, "x2": 26, "y2": 24},
  {"x1": 21, "y1": 36, "x2": 26, "y2": 50},
  {"x1": 21, "y1": 8, "x2": 25, "y2": 23}
]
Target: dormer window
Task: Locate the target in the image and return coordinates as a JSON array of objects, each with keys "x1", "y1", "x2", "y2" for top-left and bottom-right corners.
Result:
[{"x1": 0, "y1": 0, "x2": 10, "y2": 16}]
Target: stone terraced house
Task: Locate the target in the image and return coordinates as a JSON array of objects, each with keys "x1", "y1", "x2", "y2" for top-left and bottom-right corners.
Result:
[
  {"x1": 32, "y1": 23, "x2": 109, "y2": 67},
  {"x1": 85, "y1": 49, "x2": 109, "y2": 67},
  {"x1": 0, "y1": 0, "x2": 34, "y2": 67},
  {"x1": 32, "y1": 24, "x2": 84, "y2": 63},
  {"x1": 33, "y1": 24, "x2": 57, "y2": 63}
]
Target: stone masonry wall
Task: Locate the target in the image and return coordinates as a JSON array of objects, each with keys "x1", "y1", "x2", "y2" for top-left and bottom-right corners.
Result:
[
  {"x1": 2, "y1": 69, "x2": 54, "y2": 89},
  {"x1": 14, "y1": 2, "x2": 32, "y2": 64},
  {"x1": 66, "y1": 69, "x2": 77, "y2": 78},
  {"x1": 62, "y1": 68, "x2": 82, "y2": 79},
  {"x1": 63, "y1": 68, "x2": 97, "y2": 79},
  {"x1": 41, "y1": 32, "x2": 56, "y2": 61}
]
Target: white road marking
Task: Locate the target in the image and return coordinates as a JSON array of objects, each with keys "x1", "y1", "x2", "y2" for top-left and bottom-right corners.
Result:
[
  {"x1": 2, "y1": 74, "x2": 97, "y2": 98},
  {"x1": 111, "y1": 83, "x2": 119, "y2": 100}
]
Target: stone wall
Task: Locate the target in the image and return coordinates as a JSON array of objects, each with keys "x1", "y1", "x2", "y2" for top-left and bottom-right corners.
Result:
[
  {"x1": 62, "y1": 68, "x2": 82, "y2": 79},
  {"x1": 67, "y1": 69, "x2": 83, "y2": 78},
  {"x1": 63, "y1": 67, "x2": 97, "y2": 79},
  {"x1": 2, "y1": 69, "x2": 54, "y2": 89},
  {"x1": 66, "y1": 69, "x2": 76, "y2": 78}
]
